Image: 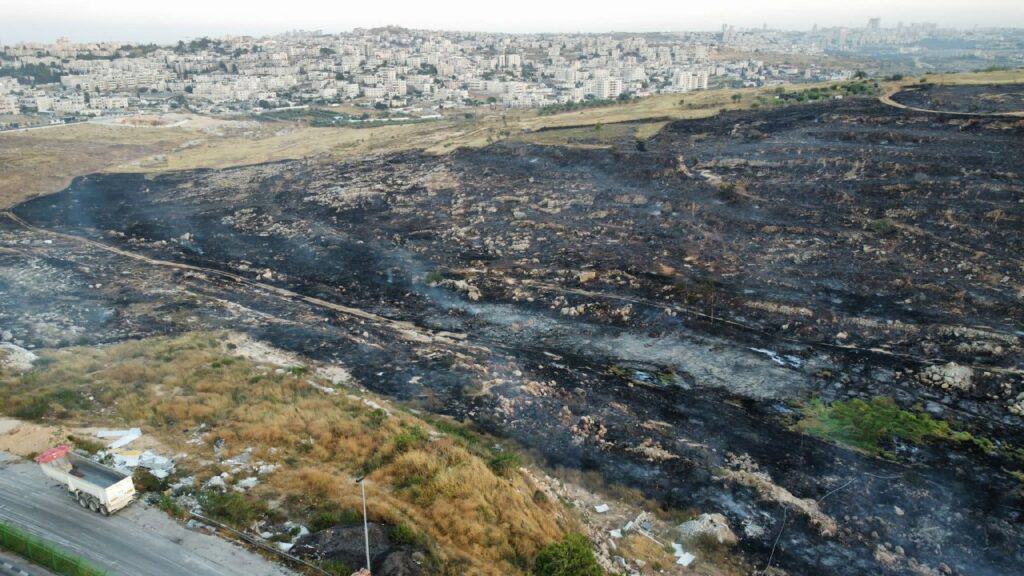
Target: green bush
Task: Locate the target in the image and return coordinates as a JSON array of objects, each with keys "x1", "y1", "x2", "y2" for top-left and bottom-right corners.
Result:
[
  {"x1": 67, "y1": 435, "x2": 106, "y2": 455},
  {"x1": 797, "y1": 396, "x2": 974, "y2": 457},
  {"x1": 390, "y1": 522, "x2": 420, "y2": 545},
  {"x1": 533, "y1": 534, "x2": 602, "y2": 576},
  {"x1": 392, "y1": 425, "x2": 429, "y2": 453},
  {"x1": 198, "y1": 490, "x2": 266, "y2": 528},
  {"x1": 157, "y1": 494, "x2": 186, "y2": 519},
  {"x1": 487, "y1": 452, "x2": 523, "y2": 477},
  {"x1": 309, "y1": 508, "x2": 363, "y2": 532},
  {"x1": 133, "y1": 468, "x2": 166, "y2": 493}
]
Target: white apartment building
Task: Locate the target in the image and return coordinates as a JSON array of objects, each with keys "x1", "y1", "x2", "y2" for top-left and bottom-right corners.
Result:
[
  {"x1": 0, "y1": 95, "x2": 18, "y2": 115},
  {"x1": 590, "y1": 77, "x2": 623, "y2": 100}
]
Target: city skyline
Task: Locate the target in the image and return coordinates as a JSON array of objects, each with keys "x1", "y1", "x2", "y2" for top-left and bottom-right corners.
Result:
[{"x1": 3, "y1": 0, "x2": 1024, "y2": 44}]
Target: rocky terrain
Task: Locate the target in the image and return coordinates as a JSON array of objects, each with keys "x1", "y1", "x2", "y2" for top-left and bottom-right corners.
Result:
[{"x1": 3, "y1": 89, "x2": 1024, "y2": 575}]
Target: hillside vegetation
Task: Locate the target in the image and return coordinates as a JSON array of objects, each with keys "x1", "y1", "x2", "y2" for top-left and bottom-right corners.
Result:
[{"x1": 0, "y1": 332, "x2": 576, "y2": 575}]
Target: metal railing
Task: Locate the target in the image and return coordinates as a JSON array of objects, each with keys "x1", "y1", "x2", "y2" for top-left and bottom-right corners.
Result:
[{"x1": 0, "y1": 520, "x2": 109, "y2": 576}]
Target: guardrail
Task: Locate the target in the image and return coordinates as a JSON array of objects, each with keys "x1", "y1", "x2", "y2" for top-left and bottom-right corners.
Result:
[
  {"x1": 189, "y1": 512, "x2": 331, "y2": 576},
  {"x1": 0, "y1": 520, "x2": 109, "y2": 576}
]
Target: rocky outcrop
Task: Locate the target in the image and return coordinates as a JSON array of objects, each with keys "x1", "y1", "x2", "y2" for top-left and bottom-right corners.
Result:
[
  {"x1": 917, "y1": 362, "x2": 973, "y2": 392},
  {"x1": 291, "y1": 523, "x2": 425, "y2": 576},
  {"x1": 677, "y1": 513, "x2": 738, "y2": 545}
]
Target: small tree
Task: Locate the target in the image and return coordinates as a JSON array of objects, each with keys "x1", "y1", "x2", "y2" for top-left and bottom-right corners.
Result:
[{"x1": 533, "y1": 534, "x2": 603, "y2": 576}]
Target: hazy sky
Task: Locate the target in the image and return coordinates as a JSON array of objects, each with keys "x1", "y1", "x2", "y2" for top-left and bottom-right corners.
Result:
[{"x1": 2, "y1": 0, "x2": 1022, "y2": 43}]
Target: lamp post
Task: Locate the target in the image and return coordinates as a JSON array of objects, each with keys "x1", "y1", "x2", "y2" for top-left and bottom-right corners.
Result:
[{"x1": 355, "y1": 475, "x2": 371, "y2": 574}]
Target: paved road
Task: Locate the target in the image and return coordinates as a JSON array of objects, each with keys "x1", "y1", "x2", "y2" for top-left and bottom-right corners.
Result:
[{"x1": 0, "y1": 453, "x2": 294, "y2": 576}]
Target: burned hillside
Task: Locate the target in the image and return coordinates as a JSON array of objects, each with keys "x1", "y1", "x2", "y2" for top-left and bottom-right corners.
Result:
[
  {"x1": 891, "y1": 82, "x2": 1024, "y2": 114},
  {"x1": 5, "y1": 95, "x2": 1024, "y2": 575}
]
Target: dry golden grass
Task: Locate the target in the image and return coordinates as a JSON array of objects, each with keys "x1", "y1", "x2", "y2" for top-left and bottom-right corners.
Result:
[
  {"x1": 905, "y1": 68, "x2": 1024, "y2": 86},
  {"x1": 0, "y1": 123, "x2": 194, "y2": 208},
  {"x1": 113, "y1": 120, "x2": 470, "y2": 174},
  {"x1": 617, "y1": 534, "x2": 677, "y2": 573},
  {"x1": 0, "y1": 332, "x2": 575, "y2": 575}
]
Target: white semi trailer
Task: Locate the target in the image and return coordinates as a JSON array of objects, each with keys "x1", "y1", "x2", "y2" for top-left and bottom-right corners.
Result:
[{"x1": 35, "y1": 445, "x2": 136, "y2": 516}]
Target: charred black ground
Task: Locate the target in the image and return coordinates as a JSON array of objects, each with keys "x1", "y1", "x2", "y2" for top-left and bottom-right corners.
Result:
[
  {"x1": 892, "y1": 82, "x2": 1024, "y2": 114},
  {"x1": 4, "y1": 93, "x2": 1024, "y2": 575}
]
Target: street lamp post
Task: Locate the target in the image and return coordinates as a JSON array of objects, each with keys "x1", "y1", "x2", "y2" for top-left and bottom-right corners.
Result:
[{"x1": 356, "y1": 475, "x2": 371, "y2": 574}]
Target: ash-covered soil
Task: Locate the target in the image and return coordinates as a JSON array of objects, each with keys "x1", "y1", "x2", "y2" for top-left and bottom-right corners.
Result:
[
  {"x1": 6, "y1": 98, "x2": 1024, "y2": 576},
  {"x1": 892, "y1": 82, "x2": 1024, "y2": 114}
]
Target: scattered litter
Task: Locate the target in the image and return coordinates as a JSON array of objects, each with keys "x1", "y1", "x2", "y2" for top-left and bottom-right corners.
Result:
[
  {"x1": 594, "y1": 503, "x2": 610, "y2": 513},
  {"x1": 139, "y1": 450, "x2": 173, "y2": 472},
  {"x1": 97, "y1": 427, "x2": 142, "y2": 449},
  {"x1": 110, "y1": 449, "x2": 142, "y2": 468},
  {"x1": 749, "y1": 347, "x2": 803, "y2": 369},
  {"x1": 96, "y1": 428, "x2": 138, "y2": 438},
  {"x1": 170, "y1": 476, "x2": 195, "y2": 493},
  {"x1": 676, "y1": 552, "x2": 695, "y2": 567},
  {"x1": 672, "y1": 543, "x2": 695, "y2": 567},
  {"x1": 609, "y1": 529, "x2": 622, "y2": 539}
]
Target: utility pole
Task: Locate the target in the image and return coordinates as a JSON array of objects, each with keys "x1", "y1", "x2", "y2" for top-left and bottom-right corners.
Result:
[{"x1": 356, "y1": 476, "x2": 371, "y2": 574}]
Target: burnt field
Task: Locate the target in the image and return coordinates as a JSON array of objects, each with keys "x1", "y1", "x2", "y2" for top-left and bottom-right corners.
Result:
[
  {"x1": 891, "y1": 82, "x2": 1024, "y2": 114},
  {"x1": 5, "y1": 97, "x2": 1024, "y2": 575}
]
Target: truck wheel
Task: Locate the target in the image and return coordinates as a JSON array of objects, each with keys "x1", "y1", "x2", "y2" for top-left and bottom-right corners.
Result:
[
  {"x1": 77, "y1": 494, "x2": 88, "y2": 508},
  {"x1": 88, "y1": 498, "x2": 99, "y2": 512},
  {"x1": 100, "y1": 505, "x2": 110, "y2": 516}
]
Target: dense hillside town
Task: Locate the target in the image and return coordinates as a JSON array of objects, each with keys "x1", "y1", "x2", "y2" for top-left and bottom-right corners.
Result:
[{"x1": 3, "y1": 21, "x2": 1018, "y2": 127}]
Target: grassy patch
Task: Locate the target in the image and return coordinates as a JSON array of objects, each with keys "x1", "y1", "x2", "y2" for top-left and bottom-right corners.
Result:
[
  {"x1": 796, "y1": 396, "x2": 997, "y2": 458},
  {"x1": 157, "y1": 493, "x2": 188, "y2": 519},
  {"x1": 198, "y1": 490, "x2": 268, "y2": 529},
  {"x1": 532, "y1": 533, "x2": 602, "y2": 576}
]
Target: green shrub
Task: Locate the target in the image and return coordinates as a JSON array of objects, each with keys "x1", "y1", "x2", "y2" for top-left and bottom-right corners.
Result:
[
  {"x1": 157, "y1": 494, "x2": 186, "y2": 519},
  {"x1": 309, "y1": 508, "x2": 363, "y2": 532},
  {"x1": 868, "y1": 217, "x2": 897, "y2": 235},
  {"x1": 67, "y1": 434, "x2": 106, "y2": 455},
  {"x1": 198, "y1": 490, "x2": 266, "y2": 528},
  {"x1": 797, "y1": 396, "x2": 973, "y2": 457},
  {"x1": 533, "y1": 534, "x2": 602, "y2": 576},
  {"x1": 392, "y1": 426, "x2": 429, "y2": 453},
  {"x1": 366, "y1": 408, "x2": 387, "y2": 429},
  {"x1": 390, "y1": 522, "x2": 419, "y2": 545},
  {"x1": 487, "y1": 452, "x2": 522, "y2": 477},
  {"x1": 133, "y1": 468, "x2": 166, "y2": 493}
]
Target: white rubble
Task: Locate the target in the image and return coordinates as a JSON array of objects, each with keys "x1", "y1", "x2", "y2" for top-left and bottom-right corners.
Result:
[
  {"x1": 917, "y1": 362, "x2": 974, "y2": 392},
  {"x1": 677, "y1": 513, "x2": 738, "y2": 545}
]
